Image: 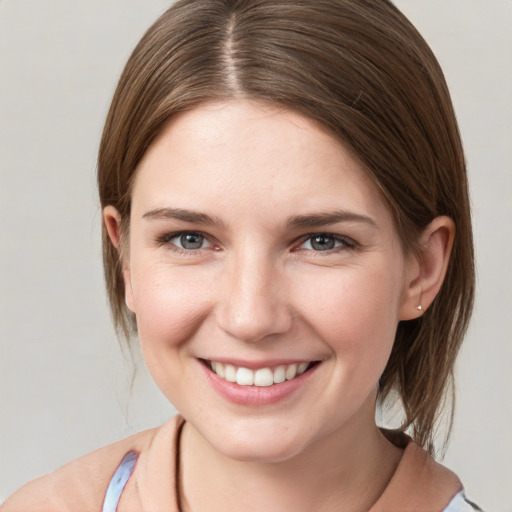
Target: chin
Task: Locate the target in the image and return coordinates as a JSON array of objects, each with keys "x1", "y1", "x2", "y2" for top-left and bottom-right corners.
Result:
[
  {"x1": 199, "y1": 419, "x2": 313, "y2": 464},
  {"x1": 220, "y1": 439, "x2": 306, "y2": 464}
]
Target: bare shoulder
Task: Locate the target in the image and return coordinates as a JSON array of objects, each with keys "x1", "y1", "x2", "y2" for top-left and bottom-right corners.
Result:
[{"x1": 1, "y1": 427, "x2": 159, "y2": 512}]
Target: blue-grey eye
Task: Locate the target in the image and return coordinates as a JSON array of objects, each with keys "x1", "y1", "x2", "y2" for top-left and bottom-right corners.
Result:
[
  {"x1": 179, "y1": 233, "x2": 205, "y2": 249},
  {"x1": 310, "y1": 235, "x2": 336, "y2": 251},
  {"x1": 300, "y1": 234, "x2": 354, "y2": 252}
]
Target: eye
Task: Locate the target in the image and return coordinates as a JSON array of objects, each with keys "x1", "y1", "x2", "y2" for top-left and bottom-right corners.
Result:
[
  {"x1": 299, "y1": 234, "x2": 355, "y2": 252},
  {"x1": 177, "y1": 232, "x2": 207, "y2": 250},
  {"x1": 159, "y1": 231, "x2": 213, "y2": 251}
]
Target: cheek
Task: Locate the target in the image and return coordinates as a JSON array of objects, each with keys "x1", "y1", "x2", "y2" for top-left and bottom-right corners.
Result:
[
  {"x1": 130, "y1": 261, "x2": 214, "y2": 351},
  {"x1": 130, "y1": 263, "x2": 217, "y2": 407},
  {"x1": 294, "y1": 264, "x2": 403, "y2": 373}
]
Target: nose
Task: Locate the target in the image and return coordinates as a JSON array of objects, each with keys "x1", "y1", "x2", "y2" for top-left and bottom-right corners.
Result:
[{"x1": 216, "y1": 250, "x2": 293, "y2": 343}]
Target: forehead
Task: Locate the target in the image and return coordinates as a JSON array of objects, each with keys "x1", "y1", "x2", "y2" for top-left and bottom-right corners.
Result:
[{"x1": 131, "y1": 100, "x2": 394, "y2": 231}]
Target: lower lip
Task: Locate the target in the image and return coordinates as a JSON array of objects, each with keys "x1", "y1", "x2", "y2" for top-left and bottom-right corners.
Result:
[{"x1": 199, "y1": 361, "x2": 319, "y2": 406}]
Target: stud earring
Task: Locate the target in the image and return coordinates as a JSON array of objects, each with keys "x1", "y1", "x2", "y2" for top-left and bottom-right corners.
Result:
[{"x1": 416, "y1": 291, "x2": 424, "y2": 312}]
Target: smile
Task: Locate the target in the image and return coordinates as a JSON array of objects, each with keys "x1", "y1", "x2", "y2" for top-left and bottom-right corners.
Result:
[{"x1": 207, "y1": 360, "x2": 313, "y2": 387}]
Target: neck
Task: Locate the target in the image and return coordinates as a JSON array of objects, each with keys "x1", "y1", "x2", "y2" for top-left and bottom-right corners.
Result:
[{"x1": 178, "y1": 396, "x2": 403, "y2": 512}]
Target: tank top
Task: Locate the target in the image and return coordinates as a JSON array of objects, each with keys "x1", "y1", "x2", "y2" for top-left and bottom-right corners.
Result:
[{"x1": 100, "y1": 448, "x2": 481, "y2": 512}]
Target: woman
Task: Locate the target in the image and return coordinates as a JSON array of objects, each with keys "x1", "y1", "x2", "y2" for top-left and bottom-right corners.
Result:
[{"x1": 2, "y1": 0, "x2": 481, "y2": 510}]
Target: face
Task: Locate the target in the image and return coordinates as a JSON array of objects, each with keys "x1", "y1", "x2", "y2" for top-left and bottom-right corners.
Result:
[{"x1": 113, "y1": 100, "x2": 416, "y2": 463}]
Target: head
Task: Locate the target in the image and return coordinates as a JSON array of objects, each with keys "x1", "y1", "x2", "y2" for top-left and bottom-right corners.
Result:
[{"x1": 98, "y1": 0, "x2": 474, "y2": 454}]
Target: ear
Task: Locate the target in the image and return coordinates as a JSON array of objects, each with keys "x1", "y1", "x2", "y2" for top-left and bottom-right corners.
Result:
[
  {"x1": 399, "y1": 216, "x2": 455, "y2": 320},
  {"x1": 103, "y1": 205, "x2": 136, "y2": 313}
]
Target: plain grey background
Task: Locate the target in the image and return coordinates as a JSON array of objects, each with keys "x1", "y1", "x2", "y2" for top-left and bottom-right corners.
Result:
[{"x1": 1, "y1": 1, "x2": 511, "y2": 510}]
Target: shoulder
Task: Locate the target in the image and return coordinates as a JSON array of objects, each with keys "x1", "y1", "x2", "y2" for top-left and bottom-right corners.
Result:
[
  {"x1": 372, "y1": 430, "x2": 482, "y2": 512},
  {"x1": 1, "y1": 423, "x2": 164, "y2": 512}
]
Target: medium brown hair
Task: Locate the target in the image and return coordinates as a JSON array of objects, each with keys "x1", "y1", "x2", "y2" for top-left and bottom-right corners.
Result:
[{"x1": 98, "y1": 0, "x2": 474, "y2": 454}]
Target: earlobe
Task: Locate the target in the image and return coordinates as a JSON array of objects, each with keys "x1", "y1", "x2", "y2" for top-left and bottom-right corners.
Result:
[
  {"x1": 102, "y1": 206, "x2": 136, "y2": 313},
  {"x1": 399, "y1": 216, "x2": 455, "y2": 321}
]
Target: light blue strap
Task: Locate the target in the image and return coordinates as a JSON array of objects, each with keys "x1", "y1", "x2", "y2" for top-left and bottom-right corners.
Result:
[
  {"x1": 443, "y1": 491, "x2": 484, "y2": 512},
  {"x1": 101, "y1": 451, "x2": 139, "y2": 512}
]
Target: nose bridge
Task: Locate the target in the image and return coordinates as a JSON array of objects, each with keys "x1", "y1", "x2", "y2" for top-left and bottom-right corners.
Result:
[{"x1": 217, "y1": 244, "x2": 292, "y2": 343}]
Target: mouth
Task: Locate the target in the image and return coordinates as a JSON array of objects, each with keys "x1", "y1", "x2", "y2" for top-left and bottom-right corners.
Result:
[{"x1": 203, "y1": 360, "x2": 318, "y2": 387}]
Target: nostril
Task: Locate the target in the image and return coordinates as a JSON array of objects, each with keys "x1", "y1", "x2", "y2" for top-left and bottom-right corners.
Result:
[{"x1": 217, "y1": 305, "x2": 293, "y2": 343}]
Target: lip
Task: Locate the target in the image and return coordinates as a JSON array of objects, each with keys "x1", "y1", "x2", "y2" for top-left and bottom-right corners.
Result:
[{"x1": 198, "y1": 358, "x2": 320, "y2": 406}]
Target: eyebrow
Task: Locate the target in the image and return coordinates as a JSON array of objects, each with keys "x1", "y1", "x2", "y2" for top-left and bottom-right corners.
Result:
[
  {"x1": 143, "y1": 207, "x2": 377, "y2": 230},
  {"x1": 286, "y1": 211, "x2": 378, "y2": 229},
  {"x1": 142, "y1": 207, "x2": 225, "y2": 227}
]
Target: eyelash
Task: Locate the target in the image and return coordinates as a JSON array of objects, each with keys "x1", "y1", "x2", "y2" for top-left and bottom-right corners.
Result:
[{"x1": 156, "y1": 231, "x2": 357, "y2": 255}]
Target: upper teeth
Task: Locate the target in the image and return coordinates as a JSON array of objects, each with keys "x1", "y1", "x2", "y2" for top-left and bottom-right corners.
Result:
[{"x1": 210, "y1": 361, "x2": 310, "y2": 387}]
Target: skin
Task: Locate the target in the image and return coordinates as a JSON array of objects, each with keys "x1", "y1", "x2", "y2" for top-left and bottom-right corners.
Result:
[{"x1": 104, "y1": 100, "x2": 454, "y2": 512}]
